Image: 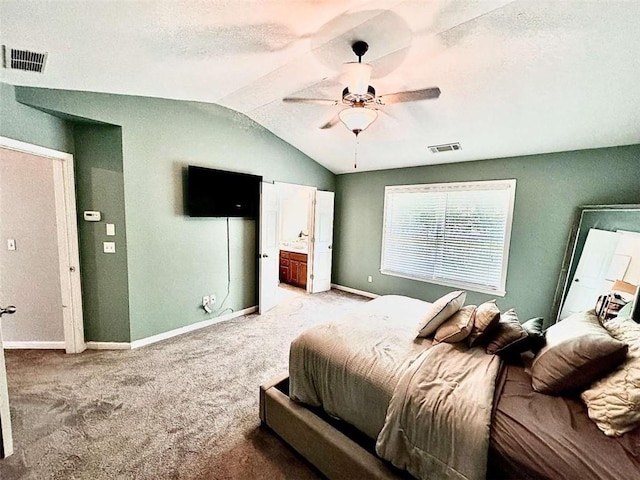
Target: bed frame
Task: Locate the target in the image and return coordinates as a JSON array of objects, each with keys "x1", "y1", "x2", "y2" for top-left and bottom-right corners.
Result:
[{"x1": 259, "y1": 373, "x2": 410, "y2": 480}]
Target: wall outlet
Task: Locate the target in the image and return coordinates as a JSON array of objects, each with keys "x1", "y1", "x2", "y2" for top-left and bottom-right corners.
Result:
[
  {"x1": 103, "y1": 242, "x2": 116, "y2": 253},
  {"x1": 209, "y1": 294, "x2": 216, "y2": 305},
  {"x1": 367, "y1": 275, "x2": 373, "y2": 283},
  {"x1": 202, "y1": 295, "x2": 209, "y2": 307}
]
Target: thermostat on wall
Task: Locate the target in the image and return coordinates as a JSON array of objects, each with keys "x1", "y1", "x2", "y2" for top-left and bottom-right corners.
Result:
[{"x1": 83, "y1": 211, "x2": 101, "y2": 222}]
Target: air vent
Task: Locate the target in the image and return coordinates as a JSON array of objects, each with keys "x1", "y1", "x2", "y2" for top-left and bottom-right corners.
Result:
[
  {"x1": 428, "y1": 143, "x2": 461, "y2": 153},
  {"x1": 2, "y1": 45, "x2": 47, "y2": 72}
]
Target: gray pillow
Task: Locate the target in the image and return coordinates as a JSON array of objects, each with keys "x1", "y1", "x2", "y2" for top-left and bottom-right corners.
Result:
[
  {"x1": 416, "y1": 290, "x2": 466, "y2": 338},
  {"x1": 530, "y1": 310, "x2": 628, "y2": 395}
]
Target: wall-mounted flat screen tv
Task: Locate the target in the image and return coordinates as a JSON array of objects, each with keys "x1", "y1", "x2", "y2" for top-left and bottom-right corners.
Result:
[{"x1": 187, "y1": 165, "x2": 262, "y2": 218}]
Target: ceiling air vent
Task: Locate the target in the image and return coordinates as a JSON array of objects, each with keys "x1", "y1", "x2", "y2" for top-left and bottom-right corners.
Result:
[
  {"x1": 428, "y1": 143, "x2": 461, "y2": 154},
  {"x1": 2, "y1": 45, "x2": 48, "y2": 72}
]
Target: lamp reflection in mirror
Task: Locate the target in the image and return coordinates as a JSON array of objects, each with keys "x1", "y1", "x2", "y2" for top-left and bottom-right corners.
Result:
[{"x1": 338, "y1": 105, "x2": 378, "y2": 136}]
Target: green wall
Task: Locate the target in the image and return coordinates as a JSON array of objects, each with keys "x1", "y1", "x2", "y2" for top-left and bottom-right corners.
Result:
[
  {"x1": 74, "y1": 124, "x2": 130, "y2": 342},
  {"x1": 333, "y1": 146, "x2": 640, "y2": 323},
  {"x1": 15, "y1": 86, "x2": 335, "y2": 341},
  {"x1": 0, "y1": 83, "x2": 74, "y2": 153}
]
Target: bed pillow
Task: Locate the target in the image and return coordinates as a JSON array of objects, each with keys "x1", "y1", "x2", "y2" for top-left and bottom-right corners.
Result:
[
  {"x1": 434, "y1": 305, "x2": 476, "y2": 343},
  {"x1": 486, "y1": 308, "x2": 529, "y2": 355},
  {"x1": 521, "y1": 316, "x2": 546, "y2": 353},
  {"x1": 581, "y1": 316, "x2": 640, "y2": 436},
  {"x1": 416, "y1": 290, "x2": 466, "y2": 338},
  {"x1": 467, "y1": 300, "x2": 501, "y2": 347},
  {"x1": 530, "y1": 310, "x2": 628, "y2": 395}
]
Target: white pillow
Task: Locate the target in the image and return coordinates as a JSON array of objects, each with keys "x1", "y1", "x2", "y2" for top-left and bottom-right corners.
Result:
[
  {"x1": 581, "y1": 316, "x2": 640, "y2": 436},
  {"x1": 416, "y1": 290, "x2": 466, "y2": 338}
]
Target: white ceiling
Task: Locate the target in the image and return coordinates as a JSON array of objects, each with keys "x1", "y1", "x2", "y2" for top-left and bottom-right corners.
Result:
[{"x1": 1, "y1": 0, "x2": 640, "y2": 174}]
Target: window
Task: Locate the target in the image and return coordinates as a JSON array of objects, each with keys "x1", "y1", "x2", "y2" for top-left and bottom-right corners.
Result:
[{"x1": 381, "y1": 179, "x2": 516, "y2": 295}]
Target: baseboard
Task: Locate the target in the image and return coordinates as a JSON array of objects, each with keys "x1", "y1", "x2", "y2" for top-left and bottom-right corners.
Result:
[
  {"x1": 130, "y1": 306, "x2": 258, "y2": 349},
  {"x1": 331, "y1": 284, "x2": 379, "y2": 299},
  {"x1": 85, "y1": 342, "x2": 131, "y2": 350},
  {"x1": 3, "y1": 341, "x2": 66, "y2": 350}
]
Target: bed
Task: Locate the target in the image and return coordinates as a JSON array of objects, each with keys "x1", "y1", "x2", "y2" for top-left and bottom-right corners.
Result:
[{"x1": 259, "y1": 295, "x2": 640, "y2": 480}]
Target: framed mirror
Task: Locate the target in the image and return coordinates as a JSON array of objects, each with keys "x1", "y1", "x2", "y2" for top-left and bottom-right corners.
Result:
[{"x1": 552, "y1": 204, "x2": 640, "y2": 324}]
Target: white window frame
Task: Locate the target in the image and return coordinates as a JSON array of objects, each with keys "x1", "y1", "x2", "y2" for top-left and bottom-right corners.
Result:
[{"x1": 380, "y1": 179, "x2": 516, "y2": 296}]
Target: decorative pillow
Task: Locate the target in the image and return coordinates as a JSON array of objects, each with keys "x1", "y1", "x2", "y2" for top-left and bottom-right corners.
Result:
[
  {"x1": 521, "y1": 317, "x2": 546, "y2": 353},
  {"x1": 486, "y1": 308, "x2": 529, "y2": 355},
  {"x1": 434, "y1": 305, "x2": 476, "y2": 343},
  {"x1": 467, "y1": 300, "x2": 501, "y2": 347},
  {"x1": 581, "y1": 316, "x2": 640, "y2": 436},
  {"x1": 530, "y1": 310, "x2": 628, "y2": 395},
  {"x1": 416, "y1": 290, "x2": 466, "y2": 338}
]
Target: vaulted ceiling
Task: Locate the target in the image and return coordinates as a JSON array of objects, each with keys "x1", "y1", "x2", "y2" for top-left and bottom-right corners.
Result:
[{"x1": 2, "y1": 1, "x2": 639, "y2": 174}]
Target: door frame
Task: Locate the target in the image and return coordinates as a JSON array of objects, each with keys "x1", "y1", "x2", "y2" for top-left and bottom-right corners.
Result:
[{"x1": 0, "y1": 136, "x2": 85, "y2": 353}]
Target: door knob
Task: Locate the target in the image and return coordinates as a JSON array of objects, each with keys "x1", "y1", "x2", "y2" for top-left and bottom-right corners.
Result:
[{"x1": 0, "y1": 305, "x2": 17, "y2": 317}]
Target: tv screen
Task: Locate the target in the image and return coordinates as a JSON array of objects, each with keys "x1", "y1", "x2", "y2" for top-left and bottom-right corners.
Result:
[{"x1": 187, "y1": 166, "x2": 262, "y2": 218}]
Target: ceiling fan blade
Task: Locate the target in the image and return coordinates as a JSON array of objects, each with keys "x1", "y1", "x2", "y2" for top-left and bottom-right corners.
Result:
[
  {"x1": 283, "y1": 97, "x2": 339, "y2": 106},
  {"x1": 377, "y1": 87, "x2": 441, "y2": 105},
  {"x1": 319, "y1": 114, "x2": 340, "y2": 130}
]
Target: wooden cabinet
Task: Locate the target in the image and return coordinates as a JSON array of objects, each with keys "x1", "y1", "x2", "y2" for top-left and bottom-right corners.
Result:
[{"x1": 279, "y1": 250, "x2": 308, "y2": 289}]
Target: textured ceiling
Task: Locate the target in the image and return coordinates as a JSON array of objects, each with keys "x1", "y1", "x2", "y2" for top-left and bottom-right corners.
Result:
[{"x1": 1, "y1": 0, "x2": 639, "y2": 174}]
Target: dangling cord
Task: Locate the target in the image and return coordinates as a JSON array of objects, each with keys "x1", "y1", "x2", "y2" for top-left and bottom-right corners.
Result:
[{"x1": 353, "y1": 131, "x2": 360, "y2": 169}]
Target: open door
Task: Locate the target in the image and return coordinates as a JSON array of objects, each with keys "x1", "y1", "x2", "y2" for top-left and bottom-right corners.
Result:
[
  {"x1": 0, "y1": 138, "x2": 84, "y2": 353},
  {"x1": 0, "y1": 307, "x2": 15, "y2": 458},
  {"x1": 259, "y1": 182, "x2": 279, "y2": 314},
  {"x1": 310, "y1": 191, "x2": 335, "y2": 293},
  {"x1": 559, "y1": 228, "x2": 618, "y2": 319}
]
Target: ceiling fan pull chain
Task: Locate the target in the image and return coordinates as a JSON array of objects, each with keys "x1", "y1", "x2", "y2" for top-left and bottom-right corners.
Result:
[{"x1": 354, "y1": 134, "x2": 360, "y2": 169}]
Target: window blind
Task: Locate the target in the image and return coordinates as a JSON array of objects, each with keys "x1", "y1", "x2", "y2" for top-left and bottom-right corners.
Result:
[{"x1": 381, "y1": 180, "x2": 516, "y2": 295}]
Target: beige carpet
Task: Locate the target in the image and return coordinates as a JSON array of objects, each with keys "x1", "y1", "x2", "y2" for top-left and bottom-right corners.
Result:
[{"x1": 0, "y1": 287, "x2": 370, "y2": 479}]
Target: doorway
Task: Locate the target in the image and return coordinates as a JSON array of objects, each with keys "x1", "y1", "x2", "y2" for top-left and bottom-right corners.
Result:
[
  {"x1": 258, "y1": 182, "x2": 335, "y2": 314},
  {"x1": 0, "y1": 137, "x2": 84, "y2": 353}
]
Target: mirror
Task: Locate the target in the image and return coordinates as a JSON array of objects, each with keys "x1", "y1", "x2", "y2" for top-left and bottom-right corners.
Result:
[{"x1": 552, "y1": 204, "x2": 640, "y2": 324}]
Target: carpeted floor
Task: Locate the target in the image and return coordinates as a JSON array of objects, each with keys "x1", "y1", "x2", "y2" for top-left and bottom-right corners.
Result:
[{"x1": 0, "y1": 287, "x2": 370, "y2": 479}]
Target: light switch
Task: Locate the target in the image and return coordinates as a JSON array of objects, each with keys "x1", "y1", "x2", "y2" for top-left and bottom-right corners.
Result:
[
  {"x1": 106, "y1": 223, "x2": 116, "y2": 236},
  {"x1": 7, "y1": 239, "x2": 16, "y2": 251},
  {"x1": 103, "y1": 242, "x2": 116, "y2": 253},
  {"x1": 84, "y1": 211, "x2": 101, "y2": 222}
]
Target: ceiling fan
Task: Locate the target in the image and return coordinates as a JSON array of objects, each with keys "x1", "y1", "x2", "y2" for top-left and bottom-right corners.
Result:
[{"x1": 283, "y1": 40, "x2": 441, "y2": 136}]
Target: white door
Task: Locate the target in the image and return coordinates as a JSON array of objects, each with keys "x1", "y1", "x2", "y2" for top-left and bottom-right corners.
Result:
[
  {"x1": 0, "y1": 311, "x2": 14, "y2": 458},
  {"x1": 0, "y1": 138, "x2": 84, "y2": 353},
  {"x1": 310, "y1": 191, "x2": 334, "y2": 293},
  {"x1": 259, "y1": 182, "x2": 279, "y2": 314},
  {"x1": 560, "y1": 228, "x2": 619, "y2": 319}
]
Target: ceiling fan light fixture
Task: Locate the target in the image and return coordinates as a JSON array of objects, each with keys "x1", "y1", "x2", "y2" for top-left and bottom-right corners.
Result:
[
  {"x1": 339, "y1": 106, "x2": 378, "y2": 135},
  {"x1": 343, "y1": 62, "x2": 373, "y2": 95}
]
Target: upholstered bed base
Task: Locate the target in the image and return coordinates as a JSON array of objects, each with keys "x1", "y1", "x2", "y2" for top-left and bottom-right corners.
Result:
[{"x1": 259, "y1": 373, "x2": 409, "y2": 480}]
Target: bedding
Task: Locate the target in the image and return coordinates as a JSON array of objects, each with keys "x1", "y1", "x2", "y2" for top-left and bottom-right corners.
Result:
[
  {"x1": 376, "y1": 342, "x2": 500, "y2": 480},
  {"x1": 530, "y1": 310, "x2": 628, "y2": 394},
  {"x1": 288, "y1": 295, "x2": 640, "y2": 480},
  {"x1": 289, "y1": 295, "x2": 434, "y2": 440},
  {"x1": 290, "y1": 295, "x2": 500, "y2": 480},
  {"x1": 490, "y1": 364, "x2": 640, "y2": 480},
  {"x1": 581, "y1": 316, "x2": 640, "y2": 436}
]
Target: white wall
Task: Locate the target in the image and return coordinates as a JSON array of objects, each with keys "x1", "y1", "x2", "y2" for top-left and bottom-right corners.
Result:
[{"x1": 0, "y1": 147, "x2": 64, "y2": 342}]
